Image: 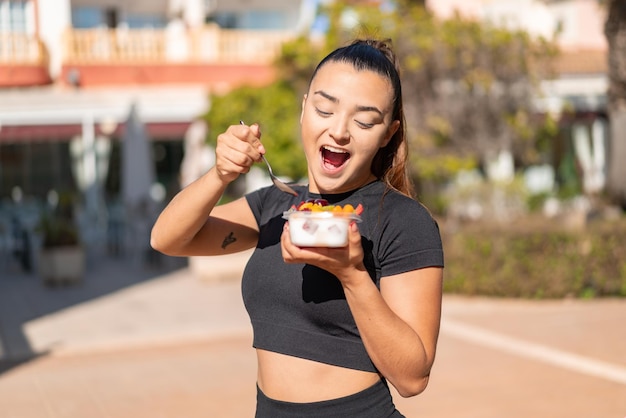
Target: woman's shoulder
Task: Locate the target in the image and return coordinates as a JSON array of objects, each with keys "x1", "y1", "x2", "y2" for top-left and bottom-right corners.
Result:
[
  {"x1": 360, "y1": 182, "x2": 435, "y2": 219},
  {"x1": 362, "y1": 184, "x2": 444, "y2": 269}
]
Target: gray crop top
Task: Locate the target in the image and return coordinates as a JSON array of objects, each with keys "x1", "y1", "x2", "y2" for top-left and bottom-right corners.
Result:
[{"x1": 242, "y1": 181, "x2": 444, "y2": 372}]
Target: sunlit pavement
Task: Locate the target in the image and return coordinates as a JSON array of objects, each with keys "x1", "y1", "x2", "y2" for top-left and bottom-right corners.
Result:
[{"x1": 1, "y1": 255, "x2": 625, "y2": 418}]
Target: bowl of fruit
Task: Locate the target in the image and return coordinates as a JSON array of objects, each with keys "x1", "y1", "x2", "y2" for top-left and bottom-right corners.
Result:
[{"x1": 283, "y1": 199, "x2": 363, "y2": 247}]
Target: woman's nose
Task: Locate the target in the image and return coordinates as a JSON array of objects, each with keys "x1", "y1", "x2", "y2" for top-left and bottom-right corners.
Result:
[{"x1": 328, "y1": 116, "x2": 350, "y2": 143}]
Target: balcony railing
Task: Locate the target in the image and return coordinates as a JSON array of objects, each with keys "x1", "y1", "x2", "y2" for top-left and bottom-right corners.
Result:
[
  {"x1": 0, "y1": 33, "x2": 46, "y2": 64},
  {"x1": 63, "y1": 25, "x2": 294, "y2": 65}
]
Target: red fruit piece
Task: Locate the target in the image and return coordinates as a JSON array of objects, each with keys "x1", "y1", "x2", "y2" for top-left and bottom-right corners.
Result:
[
  {"x1": 302, "y1": 220, "x2": 318, "y2": 234},
  {"x1": 355, "y1": 204, "x2": 364, "y2": 215},
  {"x1": 314, "y1": 198, "x2": 329, "y2": 206},
  {"x1": 327, "y1": 224, "x2": 341, "y2": 234}
]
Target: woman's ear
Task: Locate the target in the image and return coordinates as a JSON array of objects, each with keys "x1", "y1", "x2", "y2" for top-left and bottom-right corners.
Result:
[
  {"x1": 381, "y1": 119, "x2": 400, "y2": 148},
  {"x1": 300, "y1": 94, "x2": 308, "y2": 124}
]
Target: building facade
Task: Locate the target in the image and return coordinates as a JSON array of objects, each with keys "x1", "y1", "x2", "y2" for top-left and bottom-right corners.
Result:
[
  {"x1": 0, "y1": 0, "x2": 306, "y2": 198},
  {"x1": 0, "y1": 0, "x2": 309, "y2": 269}
]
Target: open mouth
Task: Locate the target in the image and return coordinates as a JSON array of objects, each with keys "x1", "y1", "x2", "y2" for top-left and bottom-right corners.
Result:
[{"x1": 321, "y1": 146, "x2": 350, "y2": 170}]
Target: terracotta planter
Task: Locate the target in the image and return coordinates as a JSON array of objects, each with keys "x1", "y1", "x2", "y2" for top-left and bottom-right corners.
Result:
[{"x1": 39, "y1": 246, "x2": 85, "y2": 286}]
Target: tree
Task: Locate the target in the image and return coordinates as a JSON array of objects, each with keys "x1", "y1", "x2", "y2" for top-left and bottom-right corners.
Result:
[
  {"x1": 604, "y1": 0, "x2": 626, "y2": 207},
  {"x1": 279, "y1": 1, "x2": 557, "y2": 192},
  {"x1": 386, "y1": 2, "x2": 557, "y2": 181}
]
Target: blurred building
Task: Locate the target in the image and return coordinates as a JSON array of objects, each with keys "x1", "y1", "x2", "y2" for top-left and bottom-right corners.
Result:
[
  {"x1": 0, "y1": 0, "x2": 312, "y2": 268},
  {"x1": 0, "y1": 0, "x2": 311, "y2": 200},
  {"x1": 430, "y1": 0, "x2": 609, "y2": 200}
]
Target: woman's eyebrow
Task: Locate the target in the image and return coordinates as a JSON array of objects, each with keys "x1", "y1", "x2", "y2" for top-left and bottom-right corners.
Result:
[
  {"x1": 314, "y1": 90, "x2": 338, "y2": 103},
  {"x1": 313, "y1": 90, "x2": 383, "y2": 116},
  {"x1": 355, "y1": 104, "x2": 383, "y2": 116}
]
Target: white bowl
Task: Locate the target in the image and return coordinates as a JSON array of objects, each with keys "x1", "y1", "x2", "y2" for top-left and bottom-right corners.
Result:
[{"x1": 283, "y1": 210, "x2": 361, "y2": 247}]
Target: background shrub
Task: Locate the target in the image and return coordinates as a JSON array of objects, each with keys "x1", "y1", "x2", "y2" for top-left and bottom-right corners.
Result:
[{"x1": 441, "y1": 216, "x2": 626, "y2": 298}]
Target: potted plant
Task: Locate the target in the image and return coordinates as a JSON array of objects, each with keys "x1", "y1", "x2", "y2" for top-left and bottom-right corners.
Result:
[{"x1": 37, "y1": 196, "x2": 85, "y2": 286}]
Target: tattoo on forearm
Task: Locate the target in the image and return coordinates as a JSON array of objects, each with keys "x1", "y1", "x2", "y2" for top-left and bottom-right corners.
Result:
[{"x1": 221, "y1": 232, "x2": 237, "y2": 249}]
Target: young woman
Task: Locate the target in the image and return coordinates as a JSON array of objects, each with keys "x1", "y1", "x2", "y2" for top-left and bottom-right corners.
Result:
[{"x1": 151, "y1": 38, "x2": 444, "y2": 417}]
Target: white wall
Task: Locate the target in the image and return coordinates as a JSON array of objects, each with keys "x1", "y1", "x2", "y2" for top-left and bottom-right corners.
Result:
[
  {"x1": 427, "y1": 0, "x2": 484, "y2": 20},
  {"x1": 480, "y1": 0, "x2": 557, "y2": 40},
  {"x1": 169, "y1": 0, "x2": 205, "y2": 27},
  {"x1": 428, "y1": 0, "x2": 607, "y2": 51},
  {"x1": 38, "y1": 0, "x2": 72, "y2": 80},
  {"x1": 548, "y1": 0, "x2": 607, "y2": 51}
]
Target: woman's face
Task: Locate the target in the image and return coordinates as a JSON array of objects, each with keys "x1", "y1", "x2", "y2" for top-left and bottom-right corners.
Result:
[{"x1": 300, "y1": 61, "x2": 399, "y2": 194}]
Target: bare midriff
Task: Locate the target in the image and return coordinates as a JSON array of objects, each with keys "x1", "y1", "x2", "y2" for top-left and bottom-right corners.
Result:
[{"x1": 256, "y1": 349, "x2": 382, "y2": 402}]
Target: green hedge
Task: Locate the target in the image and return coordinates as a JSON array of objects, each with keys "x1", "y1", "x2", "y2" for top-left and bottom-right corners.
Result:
[{"x1": 442, "y1": 217, "x2": 626, "y2": 299}]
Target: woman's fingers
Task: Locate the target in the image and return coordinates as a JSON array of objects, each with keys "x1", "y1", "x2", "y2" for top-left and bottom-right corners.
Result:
[
  {"x1": 280, "y1": 223, "x2": 299, "y2": 263},
  {"x1": 245, "y1": 123, "x2": 266, "y2": 155},
  {"x1": 280, "y1": 221, "x2": 365, "y2": 278},
  {"x1": 214, "y1": 123, "x2": 265, "y2": 180},
  {"x1": 237, "y1": 122, "x2": 265, "y2": 158}
]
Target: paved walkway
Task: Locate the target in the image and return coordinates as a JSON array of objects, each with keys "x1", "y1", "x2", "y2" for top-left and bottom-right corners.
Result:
[{"x1": 1, "y1": 252, "x2": 625, "y2": 417}]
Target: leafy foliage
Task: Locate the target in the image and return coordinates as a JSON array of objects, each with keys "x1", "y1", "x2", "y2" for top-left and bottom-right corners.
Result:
[
  {"x1": 443, "y1": 217, "x2": 626, "y2": 298},
  {"x1": 39, "y1": 215, "x2": 80, "y2": 248},
  {"x1": 37, "y1": 192, "x2": 80, "y2": 248},
  {"x1": 203, "y1": 81, "x2": 307, "y2": 181},
  {"x1": 371, "y1": 1, "x2": 557, "y2": 173}
]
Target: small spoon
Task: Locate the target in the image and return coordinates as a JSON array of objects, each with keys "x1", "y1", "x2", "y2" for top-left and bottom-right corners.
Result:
[{"x1": 240, "y1": 121, "x2": 298, "y2": 196}]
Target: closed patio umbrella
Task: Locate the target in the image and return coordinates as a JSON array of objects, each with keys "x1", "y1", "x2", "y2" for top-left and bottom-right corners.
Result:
[{"x1": 121, "y1": 102, "x2": 157, "y2": 262}]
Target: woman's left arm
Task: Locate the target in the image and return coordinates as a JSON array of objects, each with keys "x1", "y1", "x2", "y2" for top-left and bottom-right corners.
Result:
[
  {"x1": 281, "y1": 221, "x2": 443, "y2": 397},
  {"x1": 344, "y1": 265, "x2": 443, "y2": 398}
]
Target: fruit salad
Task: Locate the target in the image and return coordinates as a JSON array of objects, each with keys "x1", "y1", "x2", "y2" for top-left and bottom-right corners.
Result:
[{"x1": 283, "y1": 199, "x2": 363, "y2": 247}]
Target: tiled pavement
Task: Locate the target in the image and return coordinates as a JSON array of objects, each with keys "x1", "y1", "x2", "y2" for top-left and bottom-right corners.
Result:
[{"x1": 1, "y1": 252, "x2": 625, "y2": 418}]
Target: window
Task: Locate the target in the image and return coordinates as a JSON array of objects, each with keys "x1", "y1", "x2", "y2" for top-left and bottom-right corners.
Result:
[
  {"x1": 72, "y1": 6, "x2": 165, "y2": 29},
  {"x1": 72, "y1": 7, "x2": 104, "y2": 29},
  {"x1": 210, "y1": 10, "x2": 288, "y2": 30},
  {"x1": 0, "y1": 0, "x2": 29, "y2": 33},
  {"x1": 125, "y1": 14, "x2": 165, "y2": 29},
  {"x1": 240, "y1": 11, "x2": 288, "y2": 30}
]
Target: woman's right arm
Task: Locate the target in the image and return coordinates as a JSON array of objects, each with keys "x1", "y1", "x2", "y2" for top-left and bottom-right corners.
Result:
[{"x1": 150, "y1": 123, "x2": 264, "y2": 257}]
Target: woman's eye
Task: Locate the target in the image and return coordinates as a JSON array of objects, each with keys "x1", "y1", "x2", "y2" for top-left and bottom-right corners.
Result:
[
  {"x1": 315, "y1": 108, "x2": 332, "y2": 117},
  {"x1": 356, "y1": 120, "x2": 375, "y2": 129}
]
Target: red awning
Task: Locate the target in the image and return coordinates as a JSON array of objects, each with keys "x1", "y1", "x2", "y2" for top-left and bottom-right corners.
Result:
[{"x1": 0, "y1": 121, "x2": 192, "y2": 143}]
